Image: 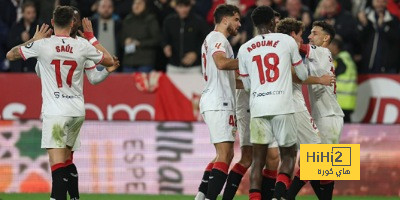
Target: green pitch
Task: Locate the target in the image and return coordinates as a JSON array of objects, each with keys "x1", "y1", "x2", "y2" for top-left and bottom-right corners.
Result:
[{"x1": 0, "y1": 194, "x2": 398, "y2": 200}]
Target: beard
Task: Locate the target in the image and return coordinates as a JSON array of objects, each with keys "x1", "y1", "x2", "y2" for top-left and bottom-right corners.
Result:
[{"x1": 227, "y1": 24, "x2": 238, "y2": 36}]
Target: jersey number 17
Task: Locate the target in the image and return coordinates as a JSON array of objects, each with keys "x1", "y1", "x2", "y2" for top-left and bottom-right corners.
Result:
[{"x1": 51, "y1": 60, "x2": 78, "y2": 88}]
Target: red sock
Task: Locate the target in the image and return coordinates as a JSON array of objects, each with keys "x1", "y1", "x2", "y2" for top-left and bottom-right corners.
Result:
[
  {"x1": 213, "y1": 162, "x2": 229, "y2": 174},
  {"x1": 231, "y1": 163, "x2": 248, "y2": 175},
  {"x1": 249, "y1": 190, "x2": 262, "y2": 200},
  {"x1": 51, "y1": 163, "x2": 65, "y2": 172},
  {"x1": 262, "y1": 169, "x2": 277, "y2": 179},
  {"x1": 276, "y1": 173, "x2": 291, "y2": 189}
]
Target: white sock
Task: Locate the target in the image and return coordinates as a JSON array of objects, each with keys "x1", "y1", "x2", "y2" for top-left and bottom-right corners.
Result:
[{"x1": 194, "y1": 191, "x2": 206, "y2": 200}]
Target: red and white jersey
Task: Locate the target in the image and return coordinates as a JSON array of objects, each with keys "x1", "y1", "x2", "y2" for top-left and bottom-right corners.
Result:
[
  {"x1": 238, "y1": 33, "x2": 304, "y2": 117},
  {"x1": 293, "y1": 83, "x2": 308, "y2": 112},
  {"x1": 200, "y1": 31, "x2": 236, "y2": 113},
  {"x1": 303, "y1": 44, "x2": 344, "y2": 118},
  {"x1": 20, "y1": 35, "x2": 104, "y2": 116}
]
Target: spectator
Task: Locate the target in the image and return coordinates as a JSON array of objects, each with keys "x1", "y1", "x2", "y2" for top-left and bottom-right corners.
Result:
[
  {"x1": 36, "y1": 0, "x2": 57, "y2": 24},
  {"x1": 329, "y1": 36, "x2": 358, "y2": 123},
  {"x1": 242, "y1": 0, "x2": 272, "y2": 43},
  {"x1": 283, "y1": 0, "x2": 312, "y2": 42},
  {"x1": 151, "y1": 0, "x2": 175, "y2": 26},
  {"x1": 121, "y1": 0, "x2": 160, "y2": 73},
  {"x1": 162, "y1": 0, "x2": 209, "y2": 74},
  {"x1": 0, "y1": 0, "x2": 18, "y2": 28},
  {"x1": 317, "y1": 0, "x2": 359, "y2": 54},
  {"x1": 357, "y1": 0, "x2": 400, "y2": 74},
  {"x1": 7, "y1": 1, "x2": 38, "y2": 72},
  {"x1": 92, "y1": 0, "x2": 122, "y2": 63}
]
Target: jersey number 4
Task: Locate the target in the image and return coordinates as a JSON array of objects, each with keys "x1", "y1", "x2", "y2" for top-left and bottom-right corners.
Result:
[
  {"x1": 51, "y1": 60, "x2": 78, "y2": 88},
  {"x1": 252, "y1": 53, "x2": 280, "y2": 84}
]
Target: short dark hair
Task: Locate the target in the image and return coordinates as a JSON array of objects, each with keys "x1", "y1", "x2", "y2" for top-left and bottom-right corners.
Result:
[
  {"x1": 53, "y1": 6, "x2": 74, "y2": 28},
  {"x1": 175, "y1": 0, "x2": 191, "y2": 6},
  {"x1": 213, "y1": 4, "x2": 240, "y2": 24},
  {"x1": 276, "y1": 18, "x2": 304, "y2": 35},
  {"x1": 22, "y1": 1, "x2": 36, "y2": 12},
  {"x1": 251, "y1": 6, "x2": 275, "y2": 28},
  {"x1": 313, "y1": 20, "x2": 335, "y2": 43}
]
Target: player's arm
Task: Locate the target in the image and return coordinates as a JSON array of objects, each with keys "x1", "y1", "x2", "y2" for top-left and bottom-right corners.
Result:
[
  {"x1": 235, "y1": 72, "x2": 244, "y2": 89},
  {"x1": 85, "y1": 56, "x2": 120, "y2": 85},
  {"x1": 6, "y1": 24, "x2": 52, "y2": 61},
  {"x1": 292, "y1": 67, "x2": 335, "y2": 86},
  {"x1": 80, "y1": 18, "x2": 114, "y2": 67},
  {"x1": 212, "y1": 52, "x2": 238, "y2": 70}
]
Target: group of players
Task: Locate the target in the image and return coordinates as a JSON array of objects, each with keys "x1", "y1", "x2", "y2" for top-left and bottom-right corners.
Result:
[
  {"x1": 196, "y1": 4, "x2": 344, "y2": 200},
  {"x1": 5, "y1": 3, "x2": 344, "y2": 200}
]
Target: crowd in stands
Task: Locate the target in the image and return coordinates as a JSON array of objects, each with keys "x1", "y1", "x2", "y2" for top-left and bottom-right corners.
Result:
[{"x1": 0, "y1": 0, "x2": 399, "y2": 74}]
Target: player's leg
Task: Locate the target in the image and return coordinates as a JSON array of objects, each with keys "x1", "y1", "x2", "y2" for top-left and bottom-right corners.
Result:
[
  {"x1": 272, "y1": 114, "x2": 298, "y2": 199},
  {"x1": 222, "y1": 146, "x2": 252, "y2": 200},
  {"x1": 316, "y1": 116, "x2": 344, "y2": 200},
  {"x1": 195, "y1": 157, "x2": 216, "y2": 200},
  {"x1": 42, "y1": 115, "x2": 70, "y2": 200},
  {"x1": 206, "y1": 142, "x2": 234, "y2": 200},
  {"x1": 223, "y1": 114, "x2": 252, "y2": 200},
  {"x1": 288, "y1": 111, "x2": 321, "y2": 199},
  {"x1": 64, "y1": 116, "x2": 84, "y2": 200},
  {"x1": 202, "y1": 111, "x2": 236, "y2": 200},
  {"x1": 249, "y1": 117, "x2": 273, "y2": 200},
  {"x1": 262, "y1": 145, "x2": 279, "y2": 200}
]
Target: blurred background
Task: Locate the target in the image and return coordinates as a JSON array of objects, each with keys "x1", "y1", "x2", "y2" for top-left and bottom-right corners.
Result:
[{"x1": 0, "y1": 0, "x2": 400, "y2": 199}]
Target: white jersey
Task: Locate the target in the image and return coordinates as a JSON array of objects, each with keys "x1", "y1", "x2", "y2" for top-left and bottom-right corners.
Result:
[
  {"x1": 304, "y1": 44, "x2": 344, "y2": 118},
  {"x1": 20, "y1": 35, "x2": 104, "y2": 116},
  {"x1": 200, "y1": 31, "x2": 236, "y2": 113},
  {"x1": 293, "y1": 83, "x2": 308, "y2": 112},
  {"x1": 238, "y1": 33, "x2": 304, "y2": 117}
]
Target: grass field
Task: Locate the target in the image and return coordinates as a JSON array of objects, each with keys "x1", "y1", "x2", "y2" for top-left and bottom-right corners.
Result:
[{"x1": 0, "y1": 194, "x2": 398, "y2": 200}]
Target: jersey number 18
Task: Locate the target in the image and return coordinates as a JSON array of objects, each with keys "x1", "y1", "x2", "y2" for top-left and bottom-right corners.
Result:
[{"x1": 252, "y1": 53, "x2": 280, "y2": 84}]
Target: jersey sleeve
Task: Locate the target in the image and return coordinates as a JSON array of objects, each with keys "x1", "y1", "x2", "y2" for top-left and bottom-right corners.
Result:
[
  {"x1": 83, "y1": 41, "x2": 104, "y2": 65},
  {"x1": 237, "y1": 48, "x2": 251, "y2": 91},
  {"x1": 83, "y1": 60, "x2": 96, "y2": 70},
  {"x1": 302, "y1": 44, "x2": 323, "y2": 60},
  {"x1": 209, "y1": 34, "x2": 228, "y2": 56},
  {"x1": 19, "y1": 40, "x2": 42, "y2": 61},
  {"x1": 288, "y1": 37, "x2": 303, "y2": 67}
]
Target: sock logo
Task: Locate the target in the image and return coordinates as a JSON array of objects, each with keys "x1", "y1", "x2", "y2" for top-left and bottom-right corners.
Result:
[
  {"x1": 63, "y1": 178, "x2": 68, "y2": 182},
  {"x1": 70, "y1": 173, "x2": 78, "y2": 177},
  {"x1": 209, "y1": 176, "x2": 214, "y2": 179},
  {"x1": 201, "y1": 180, "x2": 208, "y2": 183},
  {"x1": 232, "y1": 184, "x2": 238, "y2": 188}
]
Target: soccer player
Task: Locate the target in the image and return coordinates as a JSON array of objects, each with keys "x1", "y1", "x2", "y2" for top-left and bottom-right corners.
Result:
[
  {"x1": 6, "y1": 6, "x2": 114, "y2": 200},
  {"x1": 275, "y1": 18, "x2": 336, "y2": 200},
  {"x1": 195, "y1": 4, "x2": 241, "y2": 200},
  {"x1": 33, "y1": 7, "x2": 120, "y2": 200},
  {"x1": 289, "y1": 20, "x2": 345, "y2": 200},
  {"x1": 237, "y1": 6, "x2": 309, "y2": 200}
]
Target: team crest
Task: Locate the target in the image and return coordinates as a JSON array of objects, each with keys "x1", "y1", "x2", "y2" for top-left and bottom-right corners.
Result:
[{"x1": 311, "y1": 45, "x2": 316, "y2": 49}]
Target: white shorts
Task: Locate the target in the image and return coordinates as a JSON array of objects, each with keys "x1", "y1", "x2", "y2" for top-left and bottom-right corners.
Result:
[
  {"x1": 202, "y1": 110, "x2": 237, "y2": 144},
  {"x1": 250, "y1": 114, "x2": 297, "y2": 147},
  {"x1": 41, "y1": 115, "x2": 85, "y2": 150},
  {"x1": 315, "y1": 116, "x2": 344, "y2": 144},
  {"x1": 295, "y1": 111, "x2": 321, "y2": 147},
  {"x1": 238, "y1": 112, "x2": 278, "y2": 148}
]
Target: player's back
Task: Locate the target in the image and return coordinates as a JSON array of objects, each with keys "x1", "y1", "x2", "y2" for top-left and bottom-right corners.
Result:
[
  {"x1": 200, "y1": 31, "x2": 236, "y2": 113},
  {"x1": 20, "y1": 35, "x2": 104, "y2": 116},
  {"x1": 304, "y1": 44, "x2": 344, "y2": 118},
  {"x1": 238, "y1": 33, "x2": 302, "y2": 117}
]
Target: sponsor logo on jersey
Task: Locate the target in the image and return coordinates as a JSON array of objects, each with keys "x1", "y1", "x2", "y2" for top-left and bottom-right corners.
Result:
[
  {"x1": 25, "y1": 42, "x2": 34, "y2": 48},
  {"x1": 252, "y1": 90, "x2": 284, "y2": 97}
]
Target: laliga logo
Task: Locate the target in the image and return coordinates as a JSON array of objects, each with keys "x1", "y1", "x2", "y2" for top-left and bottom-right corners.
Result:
[{"x1": 352, "y1": 77, "x2": 400, "y2": 123}]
